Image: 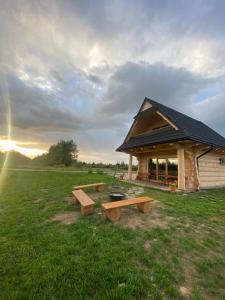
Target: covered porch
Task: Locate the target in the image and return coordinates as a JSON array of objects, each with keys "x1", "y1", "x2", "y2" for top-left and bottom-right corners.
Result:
[
  {"x1": 117, "y1": 98, "x2": 225, "y2": 192},
  {"x1": 126, "y1": 142, "x2": 197, "y2": 191},
  {"x1": 124, "y1": 177, "x2": 172, "y2": 191}
]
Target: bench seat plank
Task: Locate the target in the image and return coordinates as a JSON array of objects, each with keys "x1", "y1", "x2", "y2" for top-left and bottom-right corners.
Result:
[
  {"x1": 102, "y1": 196, "x2": 152, "y2": 222},
  {"x1": 102, "y1": 196, "x2": 152, "y2": 210},
  {"x1": 72, "y1": 190, "x2": 94, "y2": 206},
  {"x1": 74, "y1": 182, "x2": 105, "y2": 191},
  {"x1": 72, "y1": 189, "x2": 94, "y2": 215}
]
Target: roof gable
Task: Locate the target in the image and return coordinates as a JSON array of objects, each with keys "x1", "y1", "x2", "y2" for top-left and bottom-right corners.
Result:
[
  {"x1": 124, "y1": 100, "x2": 177, "y2": 142},
  {"x1": 146, "y1": 98, "x2": 225, "y2": 149},
  {"x1": 117, "y1": 97, "x2": 225, "y2": 151}
]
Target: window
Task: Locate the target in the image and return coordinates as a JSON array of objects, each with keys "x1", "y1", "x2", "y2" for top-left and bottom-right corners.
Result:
[{"x1": 219, "y1": 158, "x2": 225, "y2": 165}]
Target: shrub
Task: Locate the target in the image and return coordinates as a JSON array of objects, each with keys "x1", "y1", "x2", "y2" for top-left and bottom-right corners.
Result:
[
  {"x1": 97, "y1": 169, "x2": 104, "y2": 174},
  {"x1": 88, "y1": 169, "x2": 93, "y2": 174}
]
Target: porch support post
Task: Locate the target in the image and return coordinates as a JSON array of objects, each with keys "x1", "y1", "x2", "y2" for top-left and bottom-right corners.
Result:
[
  {"x1": 128, "y1": 154, "x2": 133, "y2": 180},
  {"x1": 177, "y1": 148, "x2": 185, "y2": 190},
  {"x1": 156, "y1": 158, "x2": 159, "y2": 181},
  {"x1": 165, "y1": 159, "x2": 168, "y2": 184}
]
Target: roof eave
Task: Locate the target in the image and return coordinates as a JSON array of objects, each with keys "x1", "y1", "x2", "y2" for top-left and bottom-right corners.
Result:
[
  {"x1": 117, "y1": 137, "x2": 225, "y2": 152},
  {"x1": 116, "y1": 137, "x2": 188, "y2": 152}
]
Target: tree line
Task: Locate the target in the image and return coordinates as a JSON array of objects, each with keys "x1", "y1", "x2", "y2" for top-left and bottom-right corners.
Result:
[
  {"x1": 0, "y1": 140, "x2": 132, "y2": 170},
  {"x1": 34, "y1": 140, "x2": 78, "y2": 166},
  {"x1": 34, "y1": 140, "x2": 132, "y2": 170}
]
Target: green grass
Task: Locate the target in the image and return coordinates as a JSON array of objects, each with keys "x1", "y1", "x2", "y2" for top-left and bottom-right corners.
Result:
[{"x1": 0, "y1": 171, "x2": 225, "y2": 299}]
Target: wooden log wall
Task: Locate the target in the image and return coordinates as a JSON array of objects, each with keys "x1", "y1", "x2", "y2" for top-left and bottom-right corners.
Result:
[
  {"x1": 198, "y1": 152, "x2": 225, "y2": 188},
  {"x1": 136, "y1": 155, "x2": 149, "y2": 181},
  {"x1": 177, "y1": 148, "x2": 185, "y2": 190},
  {"x1": 135, "y1": 147, "x2": 225, "y2": 191},
  {"x1": 184, "y1": 149, "x2": 199, "y2": 191}
]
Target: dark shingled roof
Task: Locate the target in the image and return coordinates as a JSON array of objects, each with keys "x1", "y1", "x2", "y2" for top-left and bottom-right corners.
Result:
[{"x1": 117, "y1": 98, "x2": 225, "y2": 151}]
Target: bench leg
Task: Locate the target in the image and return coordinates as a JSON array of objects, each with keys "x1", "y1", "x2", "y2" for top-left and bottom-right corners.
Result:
[
  {"x1": 72, "y1": 195, "x2": 77, "y2": 203},
  {"x1": 81, "y1": 204, "x2": 94, "y2": 216},
  {"x1": 96, "y1": 185, "x2": 104, "y2": 192},
  {"x1": 105, "y1": 208, "x2": 121, "y2": 222},
  {"x1": 138, "y1": 202, "x2": 150, "y2": 213}
]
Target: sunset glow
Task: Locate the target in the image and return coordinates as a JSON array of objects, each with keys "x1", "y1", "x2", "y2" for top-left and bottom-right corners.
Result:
[{"x1": 0, "y1": 139, "x2": 46, "y2": 158}]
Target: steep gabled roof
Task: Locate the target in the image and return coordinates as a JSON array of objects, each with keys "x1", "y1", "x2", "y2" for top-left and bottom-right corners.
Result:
[{"x1": 117, "y1": 97, "x2": 225, "y2": 151}]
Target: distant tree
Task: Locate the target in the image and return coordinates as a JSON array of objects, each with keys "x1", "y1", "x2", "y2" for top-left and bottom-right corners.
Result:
[
  {"x1": 32, "y1": 153, "x2": 49, "y2": 166},
  {"x1": 48, "y1": 140, "x2": 78, "y2": 166},
  {"x1": 120, "y1": 161, "x2": 126, "y2": 169}
]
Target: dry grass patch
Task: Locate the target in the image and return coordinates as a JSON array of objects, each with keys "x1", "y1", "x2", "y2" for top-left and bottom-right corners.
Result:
[
  {"x1": 118, "y1": 200, "x2": 169, "y2": 230},
  {"x1": 144, "y1": 240, "x2": 151, "y2": 251},
  {"x1": 50, "y1": 211, "x2": 80, "y2": 225},
  {"x1": 42, "y1": 203, "x2": 53, "y2": 211},
  {"x1": 64, "y1": 196, "x2": 74, "y2": 203},
  {"x1": 33, "y1": 197, "x2": 43, "y2": 204},
  {"x1": 178, "y1": 257, "x2": 195, "y2": 299}
]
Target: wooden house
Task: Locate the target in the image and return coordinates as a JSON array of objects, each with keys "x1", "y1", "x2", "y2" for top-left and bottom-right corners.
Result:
[{"x1": 117, "y1": 98, "x2": 225, "y2": 191}]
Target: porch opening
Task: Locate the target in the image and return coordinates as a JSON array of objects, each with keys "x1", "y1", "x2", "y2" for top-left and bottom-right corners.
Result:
[{"x1": 148, "y1": 158, "x2": 178, "y2": 185}]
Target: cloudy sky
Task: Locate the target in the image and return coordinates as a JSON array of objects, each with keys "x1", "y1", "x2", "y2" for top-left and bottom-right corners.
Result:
[{"x1": 0, "y1": 0, "x2": 225, "y2": 162}]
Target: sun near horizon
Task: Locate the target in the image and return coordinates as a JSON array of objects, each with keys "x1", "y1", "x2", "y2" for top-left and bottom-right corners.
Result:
[
  {"x1": 0, "y1": 139, "x2": 119, "y2": 163},
  {"x1": 0, "y1": 139, "x2": 46, "y2": 158}
]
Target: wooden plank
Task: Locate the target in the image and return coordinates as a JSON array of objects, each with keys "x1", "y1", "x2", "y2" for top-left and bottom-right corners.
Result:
[
  {"x1": 165, "y1": 159, "x2": 168, "y2": 176},
  {"x1": 199, "y1": 156, "x2": 223, "y2": 161},
  {"x1": 156, "y1": 110, "x2": 179, "y2": 130},
  {"x1": 128, "y1": 154, "x2": 133, "y2": 180},
  {"x1": 200, "y1": 182, "x2": 225, "y2": 188},
  {"x1": 199, "y1": 171, "x2": 225, "y2": 176},
  {"x1": 74, "y1": 182, "x2": 105, "y2": 190},
  {"x1": 134, "y1": 150, "x2": 177, "y2": 157},
  {"x1": 177, "y1": 148, "x2": 185, "y2": 190},
  {"x1": 198, "y1": 151, "x2": 225, "y2": 188},
  {"x1": 138, "y1": 202, "x2": 151, "y2": 213},
  {"x1": 156, "y1": 158, "x2": 159, "y2": 181},
  {"x1": 199, "y1": 167, "x2": 225, "y2": 172},
  {"x1": 199, "y1": 159, "x2": 223, "y2": 164},
  {"x1": 199, "y1": 177, "x2": 225, "y2": 182},
  {"x1": 105, "y1": 208, "x2": 121, "y2": 222},
  {"x1": 102, "y1": 196, "x2": 152, "y2": 210},
  {"x1": 72, "y1": 189, "x2": 95, "y2": 206},
  {"x1": 141, "y1": 99, "x2": 152, "y2": 111},
  {"x1": 165, "y1": 158, "x2": 168, "y2": 184}
]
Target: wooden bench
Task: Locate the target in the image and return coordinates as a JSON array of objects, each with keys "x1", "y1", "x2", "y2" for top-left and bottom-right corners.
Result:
[
  {"x1": 72, "y1": 189, "x2": 95, "y2": 215},
  {"x1": 73, "y1": 182, "x2": 105, "y2": 192},
  {"x1": 102, "y1": 196, "x2": 152, "y2": 222}
]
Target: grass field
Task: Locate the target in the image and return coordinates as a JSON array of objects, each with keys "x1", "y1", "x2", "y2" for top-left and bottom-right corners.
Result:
[{"x1": 0, "y1": 171, "x2": 225, "y2": 300}]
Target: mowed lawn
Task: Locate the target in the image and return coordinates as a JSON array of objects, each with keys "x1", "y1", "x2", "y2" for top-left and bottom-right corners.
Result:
[{"x1": 0, "y1": 171, "x2": 225, "y2": 300}]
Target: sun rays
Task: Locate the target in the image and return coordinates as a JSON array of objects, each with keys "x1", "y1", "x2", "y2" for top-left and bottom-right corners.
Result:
[
  {"x1": 0, "y1": 73, "x2": 12, "y2": 190},
  {"x1": 0, "y1": 139, "x2": 46, "y2": 158}
]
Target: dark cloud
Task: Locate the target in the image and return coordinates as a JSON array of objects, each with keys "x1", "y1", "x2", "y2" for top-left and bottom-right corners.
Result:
[
  {"x1": 0, "y1": 0, "x2": 225, "y2": 162},
  {"x1": 100, "y1": 62, "x2": 216, "y2": 116},
  {"x1": 192, "y1": 94, "x2": 225, "y2": 136},
  {"x1": 0, "y1": 74, "x2": 84, "y2": 132}
]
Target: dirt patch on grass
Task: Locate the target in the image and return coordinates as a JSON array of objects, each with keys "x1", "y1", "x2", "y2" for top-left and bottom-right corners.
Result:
[
  {"x1": 64, "y1": 196, "x2": 74, "y2": 203},
  {"x1": 144, "y1": 240, "x2": 151, "y2": 251},
  {"x1": 178, "y1": 257, "x2": 195, "y2": 299},
  {"x1": 33, "y1": 198, "x2": 43, "y2": 204},
  {"x1": 118, "y1": 200, "x2": 169, "y2": 230},
  {"x1": 42, "y1": 204, "x2": 53, "y2": 211},
  {"x1": 179, "y1": 286, "x2": 191, "y2": 298},
  {"x1": 180, "y1": 255, "x2": 220, "y2": 300},
  {"x1": 90, "y1": 192, "x2": 107, "y2": 202},
  {"x1": 50, "y1": 211, "x2": 80, "y2": 225}
]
